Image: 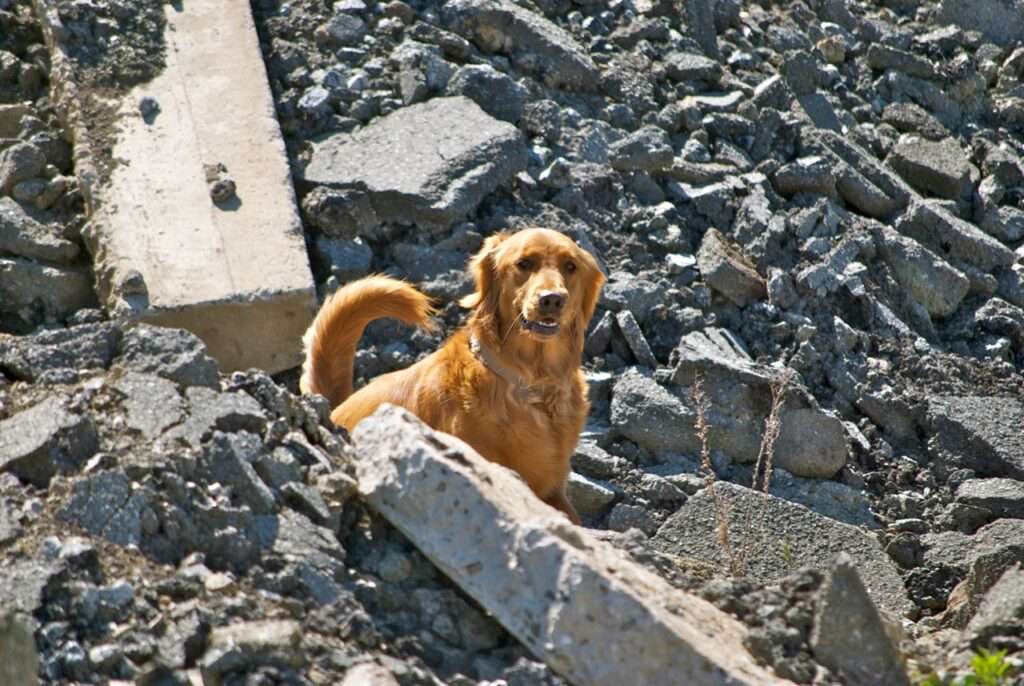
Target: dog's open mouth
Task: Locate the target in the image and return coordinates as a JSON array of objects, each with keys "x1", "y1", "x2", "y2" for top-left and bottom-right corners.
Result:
[{"x1": 523, "y1": 318, "x2": 561, "y2": 337}]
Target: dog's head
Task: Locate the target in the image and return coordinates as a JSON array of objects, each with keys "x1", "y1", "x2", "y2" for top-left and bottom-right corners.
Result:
[{"x1": 461, "y1": 228, "x2": 605, "y2": 348}]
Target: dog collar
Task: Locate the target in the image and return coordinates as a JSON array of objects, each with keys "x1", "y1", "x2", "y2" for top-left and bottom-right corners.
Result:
[{"x1": 469, "y1": 335, "x2": 540, "y2": 404}]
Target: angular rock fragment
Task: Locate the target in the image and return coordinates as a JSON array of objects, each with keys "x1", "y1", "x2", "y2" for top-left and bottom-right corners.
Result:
[
  {"x1": 696, "y1": 228, "x2": 766, "y2": 307},
  {"x1": 441, "y1": 0, "x2": 600, "y2": 91},
  {"x1": 0, "y1": 612, "x2": 38, "y2": 686},
  {"x1": 0, "y1": 322, "x2": 119, "y2": 382},
  {"x1": 609, "y1": 125, "x2": 673, "y2": 172},
  {"x1": 664, "y1": 52, "x2": 722, "y2": 83},
  {"x1": 0, "y1": 197, "x2": 79, "y2": 264},
  {"x1": 887, "y1": 137, "x2": 978, "y2": 200},
  {"x1": 866, "y1": 44, "x2": 935, "y2": 80},
  {"x1": 611, "y1": 368, "x2": 699, "y2": 455},
  {"x1": 963, "y1": 564, "x2": 1024, "y2": 648},
  {"x1": 771, "y1": 156, "x2": 836, "y2": 198},
  {"x1": 0, "y1": 397, "x2": 98, "y2": 487},
  {"x1": 926, "y1": 396, "x2": 1024, "y2": 479},
  {"x1": 615, "y1": 310, "x2": 658, "y2": 368},
  {"x1": 654, "y1": 482, "x2": 912, "y2": 617},
  {"x1": 0, "y1": 258, "x2": 96, "y2": 327},
  {"x1": 115, "y1": 324, "x2": 220, "y2": 389},
  {"x1": 956, "y1": 478, "x2": 1024, "y2": 519},
  {"x1": 875, "y1": 226, "x2": 969, "y2": 319},
  {"x1": 810, "y1": 554, "x2": 911, "y2": 686},
  {"x1": 200, "y1": 620, "x2": 304, "y2": 684},
  {"x1": 939, "y1": 0, "x2": 1024, "y2": 46},
  {"x1": 354, "y1": 406, "x2": 789, "y2": 686},
  {"x1": 305, "y1": 97, "x2": 527, "y2": 231},
  {"x1": 897, "y1": 201, "x2": 1014, "y2": 272}
]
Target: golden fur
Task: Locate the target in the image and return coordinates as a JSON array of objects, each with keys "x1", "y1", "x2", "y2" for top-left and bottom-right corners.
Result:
[{"x1": 300, "y1": 228, "x2": 606, "y2": 523}]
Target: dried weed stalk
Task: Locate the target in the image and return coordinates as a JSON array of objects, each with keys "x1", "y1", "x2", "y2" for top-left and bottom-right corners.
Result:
[{"x1": 692, "y1": 373, "x2": 741, "y2": 576}]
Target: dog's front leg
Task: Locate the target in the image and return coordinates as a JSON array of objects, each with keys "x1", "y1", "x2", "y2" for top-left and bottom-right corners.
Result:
[{"x1": 544, "y1": 488, "x2": 581, "y2": 525}]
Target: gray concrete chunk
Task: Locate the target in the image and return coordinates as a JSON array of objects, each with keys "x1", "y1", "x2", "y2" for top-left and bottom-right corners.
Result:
[
  {"x1": 939, "y1": 0, "x2": 1024, "y2": 46},
  {"x1": 897, "y1": 201, "x2": 1015, "y2": 272},
  {"x1": 887, "y1": 137, "x2": 978, "y2": 200},
  {"x1": 926, "y1": 396, "x2": 1024, "y2": 479},
  {"x1": 0, "y1": 397, "x2": 98, "y2": 487},
  {"x1": 39, "y1": 0, "x2": 315, "y2": 373},
  {"x1": 653, "y1": 482, "x2": 912, "y2": 618},
  {"x1": 696, "y1": 228, "x2": 766, "y2": 307},
  {"x1": 0, "y1": 198, "x2": 79, "y2": 264},
  {"x1": 875, "y1": 225, "x2": 969, "y2": 319},
  {"x1": 441, "y1": 0, "x2": 600, "y2": 91},
  {"x1": 353, "y1": 405, "x2": 790, "y2": 686},
  {"x1": 304, "y1": 96, "x2": 527, "y2": 231}
]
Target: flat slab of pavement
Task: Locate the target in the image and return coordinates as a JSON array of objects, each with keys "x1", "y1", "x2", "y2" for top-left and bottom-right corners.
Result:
[{"x1": 37, "y1": 0, "x2": 315, "y2": 373}]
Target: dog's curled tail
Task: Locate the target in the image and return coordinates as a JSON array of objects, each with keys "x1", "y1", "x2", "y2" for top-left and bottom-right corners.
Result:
[{"x1": 300, "y1": 275, "x2": 436, "y2": 408}]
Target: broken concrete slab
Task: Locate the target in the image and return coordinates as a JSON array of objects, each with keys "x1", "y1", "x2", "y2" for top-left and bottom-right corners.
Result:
[
  {"x1": 897, "y1": 201, "x2": 1015, "y2": 273},
  {"x1": 615, "y1": 310, "x2": 658, "y2": 368},
  {"x1": 354, "y1": 405, "x2": 792, "y2": 686},
  {"x1": 810, "y1": 554, "x2": 911, "y2": 686},
  {"x1": 886, "y1": 137, "x2": 978, "y2": 200},
  {"x1": 696, "y1": 228, "x2": 766, "y2": 307},
  {"x1": 0, "y1": 197, "x2": 79, "y2": 264},
  {"x1": 939, "y1": 0, "x2": 1024, "y2": 46},
  {"x1": 0, "y1": 257, "x2": 96, "y2": 327},
  {"x1": 926, "y1": 395, "x2": 1024, "y2": 479},
  {"x1": 304, "y1": 96, "x2": 527, "y2": 231},
  {"x1": 654, "y1": 483, "x2": 912, "y2": 618},
  {"x1": 0, "y1": 396, "x2": 98, "y2": 487},
  {"x1": 0, "y1": 612, "x2": 38, "y2": 686},
  {"x1": 956, "y1": 478, "x2": 1024, "y2": 519},
  {"x1": 874, "y1": 225, "x2": 970, "y2": 319},
  {"x1": 38, "y1": 0, "x2": 316, "y2": 374},
  {"x1": 441, "y1": 0, "x2": 600, "y2": 91},
  {"x1": 866, "y1": 44, "x2": 936, "y2": 80},
  {"x1": 668, "y1": 328, "x2": 848, "y2": 479}
]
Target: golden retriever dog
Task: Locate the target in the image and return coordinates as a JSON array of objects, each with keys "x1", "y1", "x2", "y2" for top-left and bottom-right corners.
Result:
[{"x1": 300, "y1": 228, "x2": 605, "y2": 523}]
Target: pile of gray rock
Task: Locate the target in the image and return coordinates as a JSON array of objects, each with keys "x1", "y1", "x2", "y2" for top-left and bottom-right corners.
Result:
[{"x1": 5, "y1": 0, "x2": 1024, "y2": 682}]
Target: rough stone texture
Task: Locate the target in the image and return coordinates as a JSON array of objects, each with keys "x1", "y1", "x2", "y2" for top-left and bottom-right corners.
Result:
[
  {"x1": 887, "y1": 137, "x2": 978, "y2": 200},
  {"x1": 0, "y1": 397, "x2": 98, "y2": 487},
  {"x1": 696, "y1": 228, "x2": 766, "y2": 307},
  {"x1": 39, "y1": 0, "x2": 316, "y2": 374},
  {"x1": 353, "y1": 406, "x2": 790, "y2": 686},
  {"x1": 615, "y1": 310, "x2": 658, "y2": 368},
  {"x1": 654, "y1": 483, "x2": 912, "y2": 618},
  {"x1": 875, "y1": 225, "x2": 969, "y2": 319},
  {"x1": 0, "y1": 322, "x2": 119, "y2": 382},
  {"x1": 897, "y1": 201, "x2": 1015, "y2": 272},
  {"x1": 0, "y1": 257, "x2": 96, "y2": 325},
  {"x1": 115, "y1": 324, "x2": 220, "y2": 389},
  {"x1": 809, "y1": 554, "x2": 911, "y2": 686},
  {"x1": 441, "y1": 0, "x2": 600, "y2": 91},
  {"x1": 866, "y1": 45, "x2": 935, "y2": 80},
  {"x1": 926, "y1": 396, "x2": 1024, "y2": 478},
  {"x1": 938, "y1": 0, "x2": 1024, "y2": 46},
  {"x1": 956, "y1": 478, "x2": 1024, "y2": 519},
  {"x1": 0, "y1": 197, "x2": 79, "y2": 264},
  {"x1": 305, "y1": 97, "x2": 527, "y2": 230},
  {"x1": 445, "y1": 64, "x2": 527, "y2": 123},
  {"x1": 0, "y1": 612, "x2": 38, "y2": 686},
  {"x1": 963, "y1": 564, "x2": 1024, "y2": 648},
  {"x1": 200, "y1": 620, "x2": 304, "y2": 683},
  {"x1": 771, "y1": 156, "x2": 836, "y2": 198},
  {"x1": 610, "y1": 368, "x2": 699, "y2": 455}
]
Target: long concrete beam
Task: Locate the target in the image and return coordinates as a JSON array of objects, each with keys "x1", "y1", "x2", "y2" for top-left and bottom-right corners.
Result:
[
  {"x1": 35, "y1": 0, "x2": 315, "y2": 373},
  {"x1": 353, "y1": 406, "x2": 794, "y2": 686}
]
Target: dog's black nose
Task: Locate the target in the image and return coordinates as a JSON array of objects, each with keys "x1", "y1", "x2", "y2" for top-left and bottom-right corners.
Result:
[{"x1": 538, "y1": 291, "x2": 566, "y2": 314}]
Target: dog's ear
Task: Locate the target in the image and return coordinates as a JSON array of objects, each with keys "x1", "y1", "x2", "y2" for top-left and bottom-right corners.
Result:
[
  {"x1": 570, "y1": 248, "x2": 606, "y2": 346},
  {"x1": 459, "y1": 232, "x2": 508, "y2": 310},
  {"x1": 578, "y1": 249, "x2": 606, "y2": 326}
]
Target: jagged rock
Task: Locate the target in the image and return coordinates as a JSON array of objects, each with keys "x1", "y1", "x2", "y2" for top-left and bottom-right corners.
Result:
[
  {"x1": 897, "y1": 201, "x2": 1014, "y2": 272},
  {"x1": 0, "y1": 197, "x2": 79, "y2": 264},
  {"x1": 956, "y1": 478, "x2": 1024, "y2": 519},
  {"x1": 926, "y1": 519, "x2": 1024, "y2": 628},
  {"x1": 445, "y1": 64, "x2": 527, "y2": 123},
  {"x1": 926, "y1": 395, "x2": 1024, "y2": 478},
  {"x1": 653, "y1": 482, "x2": 913, "y2": 617},
  {"x1": 771, "y1": 156, "x2": 837, "y2": 198},
  {"x1": 874, "y1": 225, "x2": 969, "y2": 319},
  {"x1": 0, "y1": 397, "x2": 98, "y2": 487},
  {"x1": 0, "y1": 142, "x2": 45, "y2": 194},
  {"x1": 866, "y1": 44, "x2": 935, "y2": 79},
  {"x1": 115, "y1": 324, "x2": 220, "y2": 389},
  {"x1": 304, "y1": 97, "x2": 527, "y2": 230},
  {"x1": 609, "y1": 125, "x2": 673, "y2": 172},
  {"x1": 200, "y1": 620, "x2": 304, "y2": 685},
  {"x1": 441, "y1": 0, "x2": 600, "y2": 91},
  {"x1": 963, "y1": 564, "x2": 1024, "y2": 648},
  {"x1": 611, "y1": 368, "x2": 698, "y2": 455},
  {"x1": 353, "y1": 406, "x2": 789, "y2": 685},
  {"x1": 566, "y1": 472, "x2": 617, "y2": 517},
  {"x1": 810, "y1": 554, "x2": 911, "y2": 686},
  {"x1": 615, "y1": 310, "x2": 658, "y2": 368},
  {"x1": 312, "y1": 235, "x2": 373, "y2": 283},
  {"x1": 938, "y1": 0, "x2": 1024, "y2": 46},
  {"x1": 664, "y1": 52, "x2": 722, "y2": 83},
  {"x1": 0, "y1": 258, "x2": 96, "y2": 327},
  {"x1": 697, "y1": 229, "x2": 766, "y2": 307},
  {"x1": 887, "y1": 137, "x2": 978, "y2": 200},
  {"x1": 0, "y1": 322, "x2": 119, "y2": 382},
  {"x1": 113, "y1": 372, "x2": 186, "y2": 439},
  {"x1": 882, "y1": 102, "x2": 947, "y2": 140},
  {"x1": 58, "y1": 470, "x2": 149, "y2": 547}
]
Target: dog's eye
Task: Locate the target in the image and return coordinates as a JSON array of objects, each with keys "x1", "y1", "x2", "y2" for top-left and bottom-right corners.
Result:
[
  {"x1": 564, "y1": 261, "x2": 577, "y2": 274},
  {"x1": 516, "y1": 258, "x2": 533, "y2": 270}
]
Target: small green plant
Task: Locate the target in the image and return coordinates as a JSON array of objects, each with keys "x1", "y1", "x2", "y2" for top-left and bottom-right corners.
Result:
[{"x1": 915, "y1": 648, "x2": 1016, "y2": 686}]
